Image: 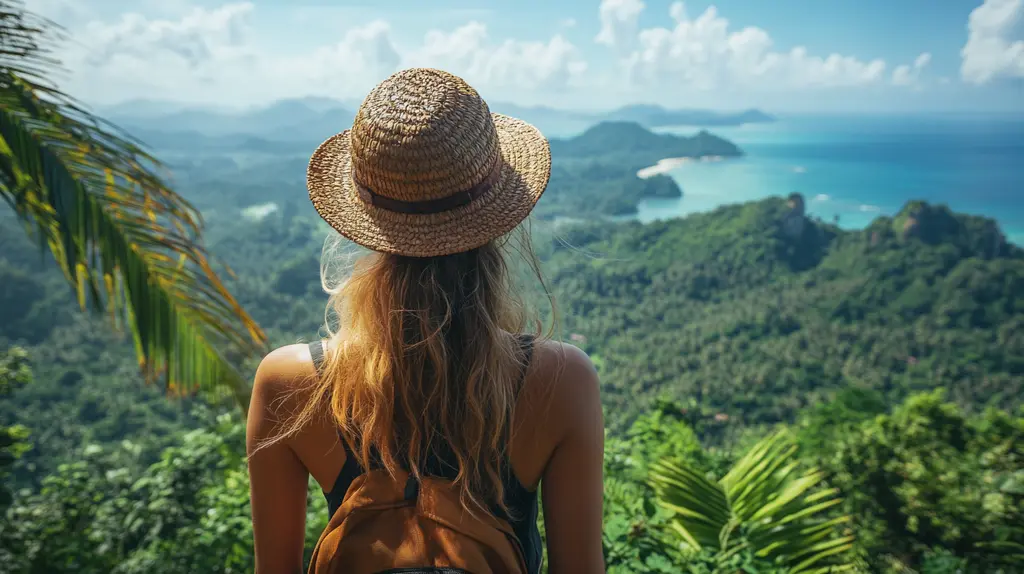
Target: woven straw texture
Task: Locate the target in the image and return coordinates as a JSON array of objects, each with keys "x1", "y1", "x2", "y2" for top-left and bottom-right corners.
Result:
[{"x1": 307, "y1": 68, "x2": 552, "y2": 257}]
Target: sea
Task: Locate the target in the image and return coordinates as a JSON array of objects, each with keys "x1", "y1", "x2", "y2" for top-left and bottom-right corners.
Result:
[{"x1": 635, "y1": 114, "x2": 1024, "y2": 245}]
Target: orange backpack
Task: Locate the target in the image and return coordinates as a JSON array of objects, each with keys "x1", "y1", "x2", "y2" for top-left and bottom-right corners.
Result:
[{"x1": 307, "y1": 341, "x2": 529, "y2": 574}]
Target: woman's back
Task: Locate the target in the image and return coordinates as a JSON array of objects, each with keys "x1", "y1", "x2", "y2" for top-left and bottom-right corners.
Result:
[
  {"x1": 248, "y1": 333, "x2": 604, "y2": 573},
  {"x1": 245, "y1": 67, "x2": 605, "y2": 574}
]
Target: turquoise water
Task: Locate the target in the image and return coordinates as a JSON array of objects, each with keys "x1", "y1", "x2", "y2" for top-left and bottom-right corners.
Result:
[{"x1": 639, "y1": 115, "x2": 1024, "y2": 245}]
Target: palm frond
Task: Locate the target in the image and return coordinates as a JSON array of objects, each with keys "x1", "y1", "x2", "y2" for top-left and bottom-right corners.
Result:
[
  {"x1": 0, "y1": 1, "x2": 267, "y2": 410},
  {"x1": 649, "y1": 429, "x2": 856, "y2": 572}
]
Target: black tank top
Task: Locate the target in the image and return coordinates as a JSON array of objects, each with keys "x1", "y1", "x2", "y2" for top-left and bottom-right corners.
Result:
[{"x1": 308, "y1": 338, "x2": 543, "y2": 574}]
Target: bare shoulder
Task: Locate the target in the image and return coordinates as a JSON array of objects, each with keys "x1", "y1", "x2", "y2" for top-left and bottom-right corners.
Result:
[
  {"x1": 527, "y1": 339, "x2": 602, "y2": 426},
  {"x1": 532, "y1": 339, "x2": 599, "y2": 385},
  {"x1": 250, "y1": 343, "x2": 319, "y2": 412}
]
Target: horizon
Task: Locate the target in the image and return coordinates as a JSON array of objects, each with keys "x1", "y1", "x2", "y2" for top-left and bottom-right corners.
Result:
[
  {"x1": 31, "y1": 0, "x2": 1024, "y2": 115},
  {"x1": 97, "y1": 96, "x2": 1024, "y2": 120}
]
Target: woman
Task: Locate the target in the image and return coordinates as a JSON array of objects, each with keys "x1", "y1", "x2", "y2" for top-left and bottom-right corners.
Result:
[{"x1": 246, "y1": 68, "x2": 605, "y2": 574}]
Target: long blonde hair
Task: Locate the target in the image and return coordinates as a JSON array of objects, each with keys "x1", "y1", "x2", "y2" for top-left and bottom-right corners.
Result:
[{"x1": 279, "y1": 226, "x2": 554, "y2": 514}]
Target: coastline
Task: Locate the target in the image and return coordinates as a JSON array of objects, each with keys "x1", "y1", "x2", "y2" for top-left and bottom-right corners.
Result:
[
  {"x1": 631, "y1": 153, "x2": 1023, "y2": 248},
  {"x1": 636, "y1": 155, "x2": 726, "y2": 179},
  {"x1": 634, "y1": 111, "x2": 1024, "y2": 248}
]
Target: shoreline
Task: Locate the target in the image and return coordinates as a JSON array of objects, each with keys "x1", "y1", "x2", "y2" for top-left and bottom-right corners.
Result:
[
  {"x1": 636, "y1": 155, "x2": 726, "y2": 179},
  {"x1": 630, "y1": 150, "x2": 1023, "y2": 248}
]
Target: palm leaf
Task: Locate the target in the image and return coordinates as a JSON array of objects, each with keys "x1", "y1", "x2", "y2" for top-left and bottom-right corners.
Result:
[
  {"x1": 649, "y1": 429, "x2": 856, "y2": 572},
  {"x1": 0, "y1": 1, "x2": 267, "y2": 410}
]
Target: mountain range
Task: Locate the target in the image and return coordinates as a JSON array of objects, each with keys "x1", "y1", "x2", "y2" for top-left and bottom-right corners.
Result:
[{"x1": 100, "y1": 97, "x2": 774, "y2": 144}]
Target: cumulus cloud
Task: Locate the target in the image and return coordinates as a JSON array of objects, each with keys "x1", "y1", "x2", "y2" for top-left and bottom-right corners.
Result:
[
  {"x1": 51, "y1": 0, "x2": 943, "y2": 108},
  {"x1": 961, "y1": 0, "x2": 1024, "y2": 84},
  {"x1": 63, "y1": 3, "x2": 269, "y2": 104},
  {"x1": 892, "y1": 52, "x2": 932, "y2": 86},
  {"x1": 612, "y1": 2, "x2": 899, "y2": 91},
  {"x1": 595, "y1": 0, "x2": 645, "y2": 49},
  {"x1": 80, "y1": 3, "x2": 254, "y2": 68},
  {"x1": 289, "y1": 20, "x2": 401, "y2": 95},
  {"x1": 55, "y1": 3, "x2": 584, "y2": 106},
  {"x1": 411, "y1": 22, "x2": 587, "y2": 91}
]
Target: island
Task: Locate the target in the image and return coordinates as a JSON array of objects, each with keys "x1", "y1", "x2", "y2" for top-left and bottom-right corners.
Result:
[
  {"x1": 537, "y1": 121, "x2": 743, "y2": 218},
  {"x1": 601, "y1": 104, "x2": 775, "y2": 128}
]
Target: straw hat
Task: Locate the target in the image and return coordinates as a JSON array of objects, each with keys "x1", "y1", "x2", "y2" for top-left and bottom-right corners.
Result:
[{"x1": 307, "y1": 68, "x2": 552, "y2": 258}]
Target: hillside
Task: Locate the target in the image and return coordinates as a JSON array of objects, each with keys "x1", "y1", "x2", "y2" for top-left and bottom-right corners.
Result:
[
  {"x1": 3, "y1": 190, "x2": 1021, "y2": 473},
  {"x1": 150, "y1": 121, "x2": 733, "y2": 220},
  {"x1": 3, "y1": 190, "x2": 1023, "y2": 572},
  {"x1": 539, "y1": 122, "x2": 741, "y2": 217},
  {"x1": 548, "y1": 196, "x2": 1023, "y2": 431}
]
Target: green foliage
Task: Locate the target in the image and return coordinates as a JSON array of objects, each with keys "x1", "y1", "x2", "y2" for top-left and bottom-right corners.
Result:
[
  {"x1": 649, "y1": 430, "x2": 856, "y2": 573},
  {"x1": 0, "y1": 0, "x2": 267, "y2": 409},
  {"x1": 807, "y1": 390, "x2": 1024, "y2": 573},
  {"x1": 0, "y1": 30, "x2": 1021, "y2": 571},
  {"x1": 535, "y1": 122, "x2": 744, "y2": 218},
  {"x1": 547, "y1": 197, "x2": 1022, "y2": 431},
  {"x1": 0, "y1": 413, "x2": 329, "y2": 574},
  {"x1": 0, "y1": 346, "x2": 32, "y2": 512},
  {"x1": 549, "y1": 123, "x2": 741, "y2": 164}
]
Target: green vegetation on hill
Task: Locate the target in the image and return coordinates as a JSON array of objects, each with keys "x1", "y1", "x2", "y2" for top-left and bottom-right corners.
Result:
[
  {"x1": 4, "y1": 189, "x2": 1023, "y2": 572},
  {"x1": 144, "y1": 120, "x2": 739, "y2": 221},
  {"x1": 538, "y1": 122, "x2": 741, "y2": 218},
  {"x1": 2, "y1": 103, "x2": 1022, "y2": 571},
  {"x1": 2, "y1": 373, "x2": 1018, "y2": 573},
  {"x1": 549, "y1": 196, "x2": 1023, "y2": 433},
  {"x1": 6, "y1": 4, "x2": 1018, "y2": 570}
]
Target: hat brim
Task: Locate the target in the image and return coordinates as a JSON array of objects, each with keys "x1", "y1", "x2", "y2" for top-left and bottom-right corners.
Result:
[{"x1": 307, "y1": 113, "x2": 551, "y2": 258}]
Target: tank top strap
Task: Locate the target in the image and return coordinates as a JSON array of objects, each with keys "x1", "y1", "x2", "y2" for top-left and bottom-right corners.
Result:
[{"x1": 312, "y1": 336, "x2": 539, "y2": 516}]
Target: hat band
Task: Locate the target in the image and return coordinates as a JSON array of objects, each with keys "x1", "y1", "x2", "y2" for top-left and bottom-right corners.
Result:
[{"x1": 354, "y1": 159, "x2": 503, "y2": 215}]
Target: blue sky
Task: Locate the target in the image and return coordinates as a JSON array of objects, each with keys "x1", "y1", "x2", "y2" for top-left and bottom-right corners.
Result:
[{"x1": 33, "y1": 0, "x2": 1024, "y2": 113}]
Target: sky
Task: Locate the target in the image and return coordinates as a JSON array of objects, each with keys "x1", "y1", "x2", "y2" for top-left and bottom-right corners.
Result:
[{"x1": 28, "y1": 0, "x2": 1024, "y2": 114}]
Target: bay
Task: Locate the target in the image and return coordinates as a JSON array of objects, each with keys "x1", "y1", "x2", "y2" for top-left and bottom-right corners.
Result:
[{"x1": 638, "y1": 114, "x2": 1024, "y2": 245}]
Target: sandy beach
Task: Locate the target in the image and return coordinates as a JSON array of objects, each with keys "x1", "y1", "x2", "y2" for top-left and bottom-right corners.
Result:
[
  {"x1": 637, "y1": 156, "x2": 728, "y2": 179},
  {"x1": 636, "y1": 157, "x2": 693, "y2": 179}
]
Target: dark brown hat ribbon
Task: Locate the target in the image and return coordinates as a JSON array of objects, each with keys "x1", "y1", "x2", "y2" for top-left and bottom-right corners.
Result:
[{"x1": 354, "y1": 157, "x2": 503, "y2": 215}]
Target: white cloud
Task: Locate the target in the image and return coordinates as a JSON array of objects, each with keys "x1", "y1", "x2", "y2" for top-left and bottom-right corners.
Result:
[
  {"x1": 892, "y1": 52, "x2": 931, "y2": 86},
  {"x1": 45, "y1": 0, "x2": 955, "y2": 109},
  {"x1": 411, "y1": 22, "x2": 587, "y2": 91},
  {"x1": 63, "y1": 3, "x2": 268, "y2": 104},
  {"x1": 80, "y1": 3, "x2": 254, "y2": 68},
  {"x1": 290, "y1": 20, "x2": 401, "y2": 96},
  {"x1": 614, "y1": 2, "x2": 898, "y2": 91},
  {"x1": 961, "y1": 0, "x2": 1024, "y2": 84},
  {"x1": 595, "y1": 0, "x2": 645, "y2": 49},
  {"x1": 54, "y1": 3, "x2": 584, "y2": 106}
]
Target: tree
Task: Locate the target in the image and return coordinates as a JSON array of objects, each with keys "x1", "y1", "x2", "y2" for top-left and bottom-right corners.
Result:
[
  {"x1": 649, "y1": 430, "x2": 857, "y2": 573},
  {"x1": 816, "y1": 390, "x2": 1024, "y2": 572},
  {"x1": 0, "y1": 1, "x2": 267, "y2": 409},
  {"x1": 0, "y1": 346, "x2": 32, "y2": 512}
]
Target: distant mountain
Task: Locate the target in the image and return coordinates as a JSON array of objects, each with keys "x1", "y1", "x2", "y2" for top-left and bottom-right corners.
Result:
[
  {"x1": 106, "y1": 98, "x2": 356, "y2": 144},
  {"x1": 102, "y1": 97, "x2": 773, "y2": 144},
  {"x1": 535, "y1": 122, "x2": 742, "y2": 218},
  {"x1": 603, "y1": 104, "x2": 775, "y2": 127},
  {"x1": 551, "y1": 121, "x2": 742, "y2": 163}
]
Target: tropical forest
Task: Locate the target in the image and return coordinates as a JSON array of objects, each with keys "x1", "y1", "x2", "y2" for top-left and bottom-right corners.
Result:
[{"x1": 0, "y1": 2, "x2": 1022, "y2": 574}]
